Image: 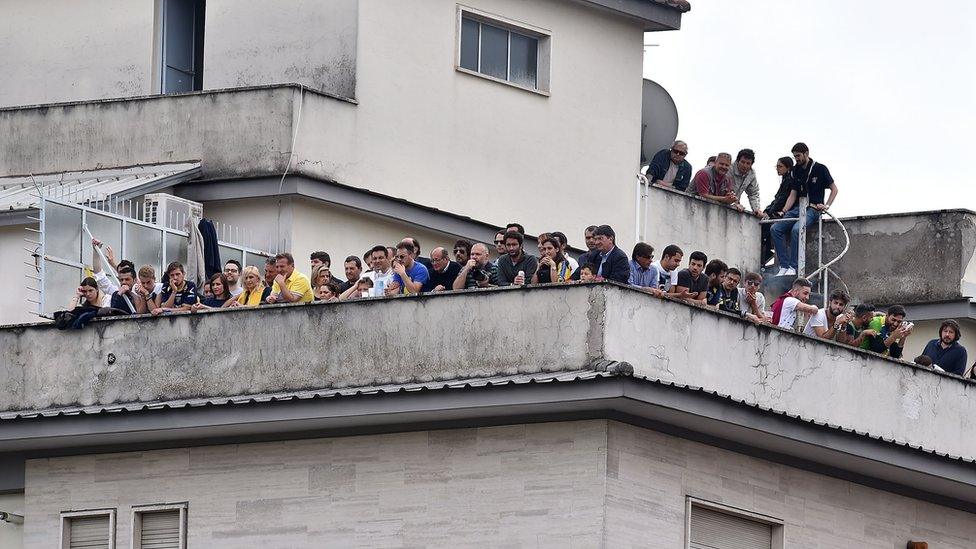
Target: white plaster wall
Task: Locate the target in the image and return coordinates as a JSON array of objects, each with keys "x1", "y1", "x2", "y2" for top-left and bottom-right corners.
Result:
[
  {"x1": 0, "y1": 225, "x2": 40, "y2": 326},
  {"x1": 0, "y1": 492, "x2": 25, "y2": 549},
  {"x1": 0, "y1": 0, "x2": 155, "y2": 108},
  {"x1": 605, "y1": 421, "x2": 976, "y2": 548},
  {"x1": 201, "y1": 196, "x2": 462, "y2": 274},
  {"x1": 23, "y1": 422, "x2": 608, "y2": 548},
  {"x1": 296, "y1": 0, "x2": 645, "y2": 249},
  {"x1": 203, "y1": 0, "x2": 358, "y2": 98}
]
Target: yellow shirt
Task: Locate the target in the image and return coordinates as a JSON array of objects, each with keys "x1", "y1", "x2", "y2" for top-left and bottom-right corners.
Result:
[{"x1": 271, "y1": 270, "x2": 314, "y2": 303}]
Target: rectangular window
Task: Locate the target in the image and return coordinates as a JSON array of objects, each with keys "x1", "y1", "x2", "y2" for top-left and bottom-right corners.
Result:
[
  {"x1": 60, "y1": 509, "x2": 116, "y2": 549},
  {"x1": 132, "y1": 503, "x2": 187, "y2": 549},
  {"x1": 160, "y1": 0, "x2": 206, "y2": 93},
  {"x1": 686, "y1": 498, "x2": 783, "y2": 549},
  {"x1": 456, "y1": 7, "x2": 550, "y2": 94}
]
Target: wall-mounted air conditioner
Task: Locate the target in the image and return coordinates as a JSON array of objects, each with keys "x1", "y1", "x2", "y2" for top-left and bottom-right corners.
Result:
[{"x1": 142, "y1": 193, "x2": 203, "y2": 229}]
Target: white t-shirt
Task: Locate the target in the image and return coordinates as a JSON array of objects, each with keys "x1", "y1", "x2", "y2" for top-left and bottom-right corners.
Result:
[
  {"x1": 229, "y1": 285, "x2": 244, "y2": 298},
  {"x1": 737, "y1": 290, "x2": 766, "y2": 317},
  {"x1": 662, "y1": 162, "x2": 679, "y2": 185},
  {"x1": 777, "y1": 297, "x2": 802, "y2": 329},
  {"x1": 803, "y1": 309, "x2": 828, "y2": 336},
  {"x1": 649, "y1": 260, "x2": 678, "y2": 291}
]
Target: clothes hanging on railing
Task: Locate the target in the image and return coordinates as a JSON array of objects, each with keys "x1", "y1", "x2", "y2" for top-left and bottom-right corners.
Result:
[
  {"x1": 198, "y1": 218, "x2": 221, "y2": 280},
  {"x1": 186, "y1": 214, "x2": 207, "y2": 287}
]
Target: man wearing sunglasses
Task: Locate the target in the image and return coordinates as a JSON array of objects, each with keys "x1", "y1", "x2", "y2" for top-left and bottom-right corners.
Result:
[
  {"x1": 738, "y1": 271, "x2": 768, "y2": 322},
  {"x1": 646, "y1": 140, "x2": 693, "y2": 191}
]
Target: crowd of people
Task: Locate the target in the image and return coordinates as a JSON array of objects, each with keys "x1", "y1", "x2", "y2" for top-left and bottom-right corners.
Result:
[{"x1": 61, "y1": 139, "x2": 971, "y2": 379}]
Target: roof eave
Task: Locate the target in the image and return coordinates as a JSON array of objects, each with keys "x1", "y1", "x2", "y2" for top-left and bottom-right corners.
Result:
[{"x1": 573, "y1": 0, "x2": 686, "y2": 31}]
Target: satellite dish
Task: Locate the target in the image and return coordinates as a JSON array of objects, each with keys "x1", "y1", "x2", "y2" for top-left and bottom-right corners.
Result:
[{"x1": 640, "y1": 78, "x2": 679, "y2": 166}]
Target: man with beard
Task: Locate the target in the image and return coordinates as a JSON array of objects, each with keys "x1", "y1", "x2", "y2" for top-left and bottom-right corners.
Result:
[
  {"x1": 690, "y1": 152, "x2": 736, "y2": 205},
  {"x1": 861, "y1": 304, "x2": 913, "y2": 359},
  {"x1": 921, "y1": 320, "x2": 968, "y2": 375},
  {"x1": 804, "y1": 289, "x2": 851, "y2": 340}
]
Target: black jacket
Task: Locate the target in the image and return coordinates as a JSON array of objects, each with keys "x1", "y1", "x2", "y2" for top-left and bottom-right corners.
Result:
[
  {"x1": 572, "y1": 247, "x2": 630, "y2": 284},
  {"x1": 764, "y1": 174, "x2": 795, "y2": 215}
]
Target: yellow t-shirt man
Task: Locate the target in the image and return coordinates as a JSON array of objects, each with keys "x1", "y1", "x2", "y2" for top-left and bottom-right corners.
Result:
[{"x1": 271, "y1": 270, "x2": 314, "y2": 303}]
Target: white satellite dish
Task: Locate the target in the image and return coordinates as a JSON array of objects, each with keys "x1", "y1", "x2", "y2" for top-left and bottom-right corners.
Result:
[{"x1": 640, "y1": 79, "x2": 679, "y2": 166}]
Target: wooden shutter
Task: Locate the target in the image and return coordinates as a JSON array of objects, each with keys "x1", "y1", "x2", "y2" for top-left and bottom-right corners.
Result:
[
  {"x1": 689, "y1": 505, "x2": 772, "y2": 549},
  {"x1": 67, "y1": 515, "x2": 111, "y2": 549},
  {"x1": 139, "y1": 510, "x2": 182, "y2": 549}
]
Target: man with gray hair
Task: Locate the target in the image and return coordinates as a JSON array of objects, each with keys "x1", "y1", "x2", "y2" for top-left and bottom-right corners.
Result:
[
  {"x1": 425, "y1": 247, "x2": 461, "y2": 292},
  {"x1": 691, "y1": 152, "x2": 737, "y2": 205},
  {"x1": 646, "y1": 140, "x2": 693, "y2": 191}
]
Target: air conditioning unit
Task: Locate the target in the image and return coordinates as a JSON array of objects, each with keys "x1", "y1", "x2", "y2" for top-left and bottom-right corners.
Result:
[{"x1": 143, "y1": 193, "x2": 203, "y2": 229}]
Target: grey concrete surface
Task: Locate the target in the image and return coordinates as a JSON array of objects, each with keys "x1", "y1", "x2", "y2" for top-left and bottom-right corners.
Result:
[
  {"x1": 645, "y1": 185, "x2": 762, "y2": 273},
  {"x1": 20, "y1": 421, "x2": 976, "y2": 549},
  {"x1": 3, "y1": 283, "x2": 975, "y2": 463},
  {"x1": 807, "y1": 209, "x2": 976, "y2": 306}
]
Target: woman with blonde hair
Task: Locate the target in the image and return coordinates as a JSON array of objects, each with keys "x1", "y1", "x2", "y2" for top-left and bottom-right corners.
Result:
[
  {"x1": 311, "y1": 264, "x2": 333, "y2": 289},
  {"x1": 225, "y1": 266, "x2": 271, "y2": 307}
]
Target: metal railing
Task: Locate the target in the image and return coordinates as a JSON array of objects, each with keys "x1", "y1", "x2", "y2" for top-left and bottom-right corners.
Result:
[{"x1": 24, "y1": 187, "x2": 272, "y2": 318}]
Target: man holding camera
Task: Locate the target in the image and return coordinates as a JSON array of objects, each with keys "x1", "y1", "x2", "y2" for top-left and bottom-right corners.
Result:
[{"x1": 454, "y1": 243, "x2": 498, "y2": 290}]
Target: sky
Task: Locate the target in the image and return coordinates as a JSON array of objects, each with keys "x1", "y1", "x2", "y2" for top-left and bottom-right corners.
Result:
[{"x1": 642, "y1": 0, "x2": 976, "y2": 217}]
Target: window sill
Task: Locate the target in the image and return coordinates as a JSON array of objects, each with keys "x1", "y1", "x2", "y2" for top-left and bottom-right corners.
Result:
[{"x1": 455, "y1": 67, "x2": 550, "y2": 97}]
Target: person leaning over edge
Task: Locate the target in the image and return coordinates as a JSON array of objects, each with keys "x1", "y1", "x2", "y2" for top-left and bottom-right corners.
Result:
[{"x1": 647, "y1": 140, "x2": 693, "y2": 191}]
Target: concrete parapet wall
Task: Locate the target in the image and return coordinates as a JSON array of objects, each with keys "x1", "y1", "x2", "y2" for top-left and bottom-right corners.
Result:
[
  {"x1": 3, "y1": 283, "x2": 975, "y2": 460},
  {"x1": 645, "y1": 185, "x2": 761, "y2": 273},
  {"x1": 809, "y1": 209, "x2": 976, "y2": 305}
]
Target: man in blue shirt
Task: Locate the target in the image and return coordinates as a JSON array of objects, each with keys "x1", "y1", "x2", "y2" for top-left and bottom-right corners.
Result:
[
  {"x1": 627, "y1": 242, "x2": 656, "y2": 288},
  {"x1": 921, "y1": 319, "x2": 968, "y2": 376},
  {"x1": 388, "y1": 242, "x2": 429, "y2": 295}
]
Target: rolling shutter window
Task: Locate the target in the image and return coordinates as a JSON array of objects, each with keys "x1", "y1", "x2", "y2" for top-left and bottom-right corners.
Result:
[
  {"x1": 139, "y1": 510, "x2": 182, "y2": 549},
  {"x1": 689, "y1": 505, "x2": 772, "y2": 549},
  {"x1": 67, "y1": 515, "x2": 111, "y2": 549}
]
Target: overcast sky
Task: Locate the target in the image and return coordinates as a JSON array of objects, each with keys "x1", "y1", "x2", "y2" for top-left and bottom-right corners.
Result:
[{"x1": 643, "y1": 0, "x2": 975, "y2": 217}]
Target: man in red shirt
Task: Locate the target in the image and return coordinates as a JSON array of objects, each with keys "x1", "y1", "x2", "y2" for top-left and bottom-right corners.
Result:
[{"x1": 691, "y1": 152, "x2": 736, "y2": 205}]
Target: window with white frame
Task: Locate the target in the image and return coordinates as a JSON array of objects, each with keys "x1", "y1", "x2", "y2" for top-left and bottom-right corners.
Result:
[
  {"x1": 60, "y1": 509, "x2": 116, "y2": 549},
  {"x1": 457, "y1": 7, "x2": 550, "y2": 93},
  {"x1": 686, "y1": 498, "x2": 783, "y2": 549},
  {"x1": 131, "y1": 503, "x2": 187, "y2": 549}
]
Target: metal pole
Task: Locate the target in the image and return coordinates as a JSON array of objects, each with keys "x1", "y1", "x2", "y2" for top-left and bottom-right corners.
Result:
[
  {"x1": 642, "y1": 179, "x2": 649, "y2": 242},
  {"x1": 797, "y1": 195, "x2": 809, "y2": 277},
  {"x1": 818, "y1": 213, "x2": 825, "y2": 305},
  {"x1": 634, "y1": 176, "x2": 641, "y2": 244}
]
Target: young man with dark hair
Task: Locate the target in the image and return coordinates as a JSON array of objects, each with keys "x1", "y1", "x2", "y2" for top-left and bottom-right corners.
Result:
[
  {"x1": 505, "y1": 223, "x2": 525, "y2": 235},
  {"x1": 670, "y1": 251, "x2": 709, "y2": 303},
  {"x1": 836, "y1": 303, "x2": 878, "y2": 348},
  {"x1": 426, "y1": 247, "x2": 461, "y2": 292},
  {"x1": 691, "y1": 152, "x2": 736, "y2": 205},
  {"x1": 648, "y1": 244, "x2": 683, "y2": 295},
  {"x1": 109, "y1": 267, "x2": 148, "y2": 314},
  {"x1": 803, "y1": 289, "x2": 850, "y2": 340},
  {"x1": 454, "y1": 243, "x2": 498, "y2": 290},
  {"x1": 713, "y1": 267, "x2": 741, "y2": 314},
  {"x1": 627, "y1": 242, "x2": 656, "y2": 288},
  {"x1": 704, "y1": 259, "x2": 729, "y2": 306},
  {"x1": 588, "y1": 225, "x2": 629, "y2": 284},
  {"x1": 365, "y1": 245, "x2": 395, "y2": 296},
  {"x1": 770, "y1": 142, "x2": 839, "y2": 276},
  {"x1": 647, "y1": 140, "x2": 693, "y2": 191},
  {"x1": 223, "y1": 259, "x2": 244, "y2": 297},
  {"x1": 267, "y1": 252, "x2": 314, "y2": 304},
  {"x1": 493, "y1": 231, "x2": 507, "y2": 263},
  {"x1": 153, "y1": 261, "x2": 199, "y2": 315},
  {"x1": 571, "y1": 225, "x2": 601, "y2": 278},
  {"x1": 771, "y1": 277, "x2": 819, "y2": 329},
  {"x1": 387, "y1": 242, "x2": 429, "y2": 295},
  {"x1": 861, "y1": 304, "x2": 913, "y2": 358},
  {"x1": 730, "y1": 148, "x2": 762, "y2": 216},
  {"x1": 453, "y1": 239, "x2": 472, "y2": 264},
  {"x1": 310, "y1": 251, "x2": 331, "y2": 270},
  {"x1": 921, "y1": 320, "x2": 968, "y2": 375},
  {"x1": 550, "y1": 231, "x2": 579, "y2": 273},
  {"x1": 496, "y1": 230, "x2": 538, "y2": 286},
  {"x1": 738, "y1": 271, "x2": 767, "y2": 321},
  {"x1": 339, "y1": 256, "x2": 363, "y2": 293}
]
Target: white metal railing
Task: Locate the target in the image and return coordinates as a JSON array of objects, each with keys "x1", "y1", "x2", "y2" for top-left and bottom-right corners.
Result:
[{"x1": 25, "y1": 188, "x2": 272, "y2": 318}]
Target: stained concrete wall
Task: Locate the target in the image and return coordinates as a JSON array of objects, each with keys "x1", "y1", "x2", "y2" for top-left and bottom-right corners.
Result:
[
  {"x1": 809, "y1": 209, "x2": 976, "y2": 305},
  {"x1": 0, "y1": 492, "x2": 24, "y2": 549},
  {"x1": 3, "y1": 284, "x2": 976, "y2": 462},
  {"x1": 203, "y1": 0, "x2": 358, "y2": 98},
  {"x1": 19, "y1": 421, "x2": 976, "y2": 548},
  {"x1": 645, "y1": 185, "x2": 762, "y2": 273},
  {"x1": 600, "y1": 285, "x2": 976, "y2": 462}
]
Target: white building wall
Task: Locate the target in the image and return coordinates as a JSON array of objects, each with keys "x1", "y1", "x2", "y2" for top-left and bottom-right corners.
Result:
[
  {"x1": 0, "y1": 225, "x2": 39, "y2": 326},
  {"x1": 20, "y1": 421, "x2": 976, "y2": 548},
  {"x1": 0, "y1": 0, "x2": 156, "y2": 107},
  {"x1": 0, "y1": 492, "x2": 25, "y2": 549}
]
